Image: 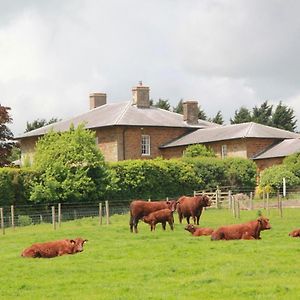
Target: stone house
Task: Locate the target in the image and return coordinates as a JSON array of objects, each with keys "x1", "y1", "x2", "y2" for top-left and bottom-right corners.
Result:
[{"x1": 16, "y1": 83, "x2": 300, "y2": 172}]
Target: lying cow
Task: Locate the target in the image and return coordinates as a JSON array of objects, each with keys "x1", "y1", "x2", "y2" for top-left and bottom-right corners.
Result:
[
  {"x1": 177, "y1": 195, "x2": 211, "y2": 225},
  {"x1": 21, "y1": 237, "x2": 87, "y2": 258},
  {"x1": 211, "y1": 216, "x2": 271, "y2": 240},
  {"x1": 184, "y1": 224, "x2": 214, "y2": 236},
  {"x1": 289, "y1": 229, "x2": 300, "y2": 237},
  {"x1": 129, "y1": 199, "x2": 177, "y2": 233},
  {"x1": 142, "y1": 208, "x2": 174, "y2": 231}
]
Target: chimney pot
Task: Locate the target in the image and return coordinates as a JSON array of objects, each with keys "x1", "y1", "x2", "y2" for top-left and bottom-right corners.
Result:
[
  {"x1": 89, "y1": 93, "x2": 107, "y2": 109},
  {"x1": 183, "y1": 101, "x2": 199, "y2": 125}
]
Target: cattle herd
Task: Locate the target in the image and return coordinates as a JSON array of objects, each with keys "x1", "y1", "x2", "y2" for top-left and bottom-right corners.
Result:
[{"x1": 20, "y1": 194, "x2": 300, "y2": 259}]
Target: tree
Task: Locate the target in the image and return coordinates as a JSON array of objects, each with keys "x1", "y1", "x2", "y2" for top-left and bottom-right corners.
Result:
[
  {"x1": 29, "y1": 124, "x2": 108, "y2": 203},
  {"x1": 153, "y1": 99, "x2": 171, "y2": 111},
  {"x1": 198, "y1": 105, "x2": 207, "y2": 120},
  {"x1": 0, "y1": 105, "x2": 14, "y2": 166},
  {"x1": 230, "y1": 107, "x2": 252, "y2": 124},
  {"x1": 272, "y1": 101, "x2": 297, "y2": 132},
  {"x1": 252, "y1": 101, "x2": 273, "y2": 126},
  {"x1": 173, "y1": 99, "x2": 183, "y2": 114},
  {"x1": 25, "y1": 117, "x2": 60, "y2": 132},
  {"x1": 211, "y1": 111, "x2": 224, "y2": 125},
  {"x1": 183, "y1": 144, "x2": 216, "y2": 158}
]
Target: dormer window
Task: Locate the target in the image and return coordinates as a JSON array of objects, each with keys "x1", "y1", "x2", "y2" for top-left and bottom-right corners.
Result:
[{"x1": 141, "y1": 135, "x2": 150, "y2": 156}]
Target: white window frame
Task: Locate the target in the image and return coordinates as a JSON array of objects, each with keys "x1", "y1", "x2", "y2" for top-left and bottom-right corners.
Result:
[
  {"x1": 141, "y1": 135, "x2": 150, "y2": 156},
  {"x1": 221, "y1": 144, "x2": 227, "y2": 158}
]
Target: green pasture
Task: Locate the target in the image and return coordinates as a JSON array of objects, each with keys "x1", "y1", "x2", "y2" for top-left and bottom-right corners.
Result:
[{"x1": 0, "y1": 208, "x2": 300, "y2": 300}]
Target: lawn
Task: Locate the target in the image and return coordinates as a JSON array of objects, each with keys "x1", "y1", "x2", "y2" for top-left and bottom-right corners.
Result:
[{"x1": 0, "y1": 208, "x2": 300, "y2": 300}]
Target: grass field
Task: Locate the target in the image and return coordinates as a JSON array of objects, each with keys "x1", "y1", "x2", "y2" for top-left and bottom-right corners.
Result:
[{"x1": 0, "y1": 208, "x2": 300, "y2": 300}]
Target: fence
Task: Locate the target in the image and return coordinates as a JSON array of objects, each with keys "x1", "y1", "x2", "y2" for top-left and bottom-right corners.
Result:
[{"x1": 1, "y1": 187, "x2": 300, "y2": 234}]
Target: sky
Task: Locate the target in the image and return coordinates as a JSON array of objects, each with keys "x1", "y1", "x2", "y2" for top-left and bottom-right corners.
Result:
[{"x1": 1, "y1": 0, "x2": 300, "y2": 135}]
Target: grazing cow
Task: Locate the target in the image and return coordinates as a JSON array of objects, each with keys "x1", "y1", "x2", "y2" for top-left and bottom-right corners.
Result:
[
  {"x1": 289, "y1": 229, "x2": 300, "y2": 237},
  {"x1": 129, "y1": 200, "x2": 177, "y2": 233},
  {"x1": 142, "y1": 208, "x2": 174, "y2": 231},
  {"x1": 21, "y1": 237, "x2": 88, "y2": 258},
  {"x1": 211, "y1": 216, "x2": 271, "y2": 241},
  {"x1": 176, "y1": 195, "x2": 211, "y2": 225},
  {"x1": 184, "y1": 224, "x2": 214, "y2": 236}
]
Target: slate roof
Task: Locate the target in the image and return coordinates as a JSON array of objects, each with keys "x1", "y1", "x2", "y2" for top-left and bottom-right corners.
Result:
[
  {"x1": 160, "y1": 122, "x2": 300, "y2": 148},
  {"x1": 253, "y1": 138, "x2": 300, "y2": 160},
  {"x1": 16, "y1": 102, "x2": 217, "y2": 139}
]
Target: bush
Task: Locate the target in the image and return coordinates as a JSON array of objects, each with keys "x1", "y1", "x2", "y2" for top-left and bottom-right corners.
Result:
[
  {"x1": 283, "y1": 152, "x2": 300, "y2": 178},
  {"x1": 18, "y1": 215, "x2": 33, "y2": 227},
  {"x1": 183, "y1": 144, "x2": 216, "y2": 158}
]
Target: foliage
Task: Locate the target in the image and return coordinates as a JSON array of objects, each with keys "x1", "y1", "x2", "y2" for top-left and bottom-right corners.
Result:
[
  {"x1": 25, "y1": 117, "x2": 61, "y2": 132},
  {"x1": 272, "y1": 101, "x2": 297, "y2": 132},
  {"x1": 151, "y1": 98, "x2": 171, "y2": 111},
  {"x1": 283, "y1": 152, "x2": 300, "y2": 178},
  {"x1": 173, "y1": 99, "x2": 183, "y2": 114},
  {"x1": 7, "y1": 144, "x2": 21, "y2": 163},
  {"x1": 30, "y1": 124, "x2": 108, "y2": 203},
  {"x1": 210, "y1": 110, "x2": 224, "y2": 125},
  {"x1": 252, "y1": 101, "x2": 273, "y2": 126},
  {"x1": 18, "y1": 215, "x2": 33, "y2": 226},
  {"x1": 198, "y1": 105, "x2": 207, "y2": 120},
  {"x1": 0, "y1": 105, "x2": 14, "y2": 166},
  {"x1": 259, "y1": 165, "x2": 300, "y2": 189},
  {"x1": 183, "y1": 144, "x2": 216, "y2": 158},
  {"x1": 224, "y1": 157, "x2": 257, "y2": 188},
  {"x1": 230, "y1": 106, "x2": 252, "y2": 124}
]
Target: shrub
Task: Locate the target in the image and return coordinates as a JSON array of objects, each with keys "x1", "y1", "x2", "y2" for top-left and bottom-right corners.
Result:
[
  {"x1": 18, "y1": 215, "x2": 33, "y2": 227},
  {"x1": 183, "y1": 144, "x2": 216, "y2": 158}
]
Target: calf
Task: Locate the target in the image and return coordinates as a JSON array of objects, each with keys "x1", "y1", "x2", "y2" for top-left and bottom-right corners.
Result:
[
  {"x1": 129, "y1": 199, "x2": 177, "y2": 233},
  {"x1": 142, "y1": 208, "x2": 174, "y2": 231},
  {"x1": 177, "y1": 195, "x2": 211, "y2": 225},
  {"x1": 184, "y1": 224, "x2": 214, "y2": 236},
  {"x1": 289, "y1": 229, "x2": 300, "y2": 237},
  {"x1": 21, "y1": 237, "x2": 87, "y2": 258},
  {"x1": 211, "y1": 216, "x2": 271, "y2": 241}
]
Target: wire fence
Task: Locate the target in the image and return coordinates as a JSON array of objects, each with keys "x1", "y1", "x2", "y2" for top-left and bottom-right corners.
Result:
[{"x1": 1, "y1": 186, "x2": 300, "y2": 234}]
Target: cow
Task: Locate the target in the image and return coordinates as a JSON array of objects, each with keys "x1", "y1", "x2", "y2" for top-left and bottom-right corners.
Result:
[
  {"x1": 142, "y1": 208, "x2": 174, "y2": 231},
  {"x1": 21, "y1": 237, "x2": 88, "y2": 258},
  {"x1": 176, "y1": 195, "x2": 211, "y2": 225},
  {"x1": 289, "y1": 229, "x2": 300, "y2": 237},
  {"x1": 184, "y1": 224, "x2": 214, "y2": 236},
  {"x1": 129, "y1": 199, "x2": 177, "y2": 233},
  {"x1": 211, "y1": 216, "x2": 271, "y2": 241}
]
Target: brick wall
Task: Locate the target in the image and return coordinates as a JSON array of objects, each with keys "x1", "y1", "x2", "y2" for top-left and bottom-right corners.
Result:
[
  {"x1": 254, "y1": 157, "x2": 284, "y2": 173},
  {"x1": 20, "y1": 136, "x2": 39, "y2": 165},
  {"x1": 246, "y1": 138, "x2": 278, "y2": 158}
]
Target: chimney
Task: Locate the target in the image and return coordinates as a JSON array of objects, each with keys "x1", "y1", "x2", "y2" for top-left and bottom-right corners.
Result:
[
  {"x1": 132, "y1": 81, "x2": 150, "y2": 108},
  {"x1": 89, "y1": 93, "x2": 107, "y2": 110},
  {"x1": 183, "y1": 101, "x2": 199, "y2": 125}
]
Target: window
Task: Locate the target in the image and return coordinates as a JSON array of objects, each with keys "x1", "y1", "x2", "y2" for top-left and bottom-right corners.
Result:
[
  {"x1": 221, "y1": 144, "x2": 227, "y2": 158},
  {"x1": 141, "y1": 135, "x2": 150, "y2": 156}
]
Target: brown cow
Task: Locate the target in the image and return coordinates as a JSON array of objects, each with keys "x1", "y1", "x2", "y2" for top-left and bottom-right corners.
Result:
[
  {"x1": 289, "y1": 229, "x2": 300, "y2": 237},
  {"x1": 211, "y1": 216, "x2": 271, "y2": 241},
  {"x1": 21, "y1": 237, "x2": 88, "y2": 258},
  {"x1": 177, "y1": 195, "x2": 211, "y2": 225},
  {"x1": 129, "y1": 200, "x2": 177, "y2": 233},
  {"x1": 184, "y1": 224, "x2": 214, "y2": 236},
  {"x1": 142, "y1": 208, "x2": 174, "y2": 231}
]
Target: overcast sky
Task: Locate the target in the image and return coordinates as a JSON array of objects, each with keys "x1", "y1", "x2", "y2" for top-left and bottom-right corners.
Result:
[{"x1": 1, "y1": 0, "x2": 300, "y2": 135}]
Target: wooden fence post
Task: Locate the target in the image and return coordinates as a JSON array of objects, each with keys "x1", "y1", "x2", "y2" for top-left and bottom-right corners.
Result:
[
  {"x1": 263, "y1": 190, "x2": 266, "y2": 209},
  {"x1": 52, "y1": 206, "x2": 56, "y2": 230},
  {"x1": 0, "y1": 208, "x2": 4, "y2": 235},
  {"x1": 58, "y1": 203, "x2": 61, "y2": 227},
  {"x1": 249, "y1": 192, "x2": 253, "y2": 210},
  {"x1": 237, "y1": 200, "x2": 240, "y2": 219},
  {"x1": 279, "y1": 195, "x2": 283, "y2": 218},
  {"x1": 216, "y1": 189, "x2": 219, "y2": 209},
  {"x1": 228, "y1": 190, "x2": 232, "y2": 210},
  {"x1": 148, "y1": 198, "x2": 151, "y2": 202},
  {"x1": 99, "y1": 202, "x2": 102, "y2": 225},
  {"x1": 232, "y1": 196, "x2": 236, "y2": 218},
  {"x1": 11, "y1": 205, "x2": 15, "y2": 230},
  {"x1": 105, "y1": 201, "x2": 110, "y2": 225},
  {"x1": 266, "y1": 192, "x2": 270, "y2": 215}
]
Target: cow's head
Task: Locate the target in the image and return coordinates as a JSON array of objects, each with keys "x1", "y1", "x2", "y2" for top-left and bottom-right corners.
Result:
[
  {"x1": 257, "y1": 217, "x2": 271, "y2": 230},
  {"x1": 142, "y1": 215, "x2": 151, "y2": 224},
  {"x1": 200, "y1": 195, "x2": 211, "y2": 207},
  {"x1": 70, "y1": 238, "x2": 88, "y2": 253},
  {"x1": 185, "y1": 224, "x2": 196, "y2": 233},
  {"x1": 166, "y1": 200, "x2": 177, "y2": 212}
]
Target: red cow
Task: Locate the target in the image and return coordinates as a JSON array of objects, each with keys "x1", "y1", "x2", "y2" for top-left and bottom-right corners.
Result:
[
  {"x1": 211, "y1": 216, "x2": 271, "y2": 240},
  {"x1": 21, "y1": 237, "x2": 88, "y2": 258},
  {"x1": 176, "y1": 195, "x2": 211, "y2": 225},
  {"x1": 142, "y1": 208, "x2": 174, "y2": 231},
  {"x1": 184, "y1": 224, "x2": 214, "y2": 236},
  {"x1": 289, "y1": 229, "x2": 300, "y2": 237},
  {"x1": 129, "y1": 200, "x2": 177, "y2": 233}
]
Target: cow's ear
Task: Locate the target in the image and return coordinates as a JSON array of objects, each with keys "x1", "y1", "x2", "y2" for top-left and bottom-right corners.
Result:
[
  {"x1": 166, "y1": 201, "x2": 170, "y2": 204},
  {"x1": 70, "y1": 240, "x2": 76, "y2": 244}
]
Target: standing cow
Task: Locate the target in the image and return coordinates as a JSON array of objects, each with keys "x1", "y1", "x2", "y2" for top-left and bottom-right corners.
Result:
[
  {"x1": 211, "y1": 216, "x2": 271, "y2": 240},
  {"x1": 176, "y1": 195, "x2": 211, "y2": 225},
  {"x1": 143, "y1": 208, "x2": 174, "y2": 231},
  {"x1": 129, "y1": 199, "x2": 177, "y2": 233}
]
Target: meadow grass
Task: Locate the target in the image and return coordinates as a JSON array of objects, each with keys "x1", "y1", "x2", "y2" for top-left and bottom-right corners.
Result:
[{"x1": 0, "y1": 208, "x2": 300, "y2": 299}]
